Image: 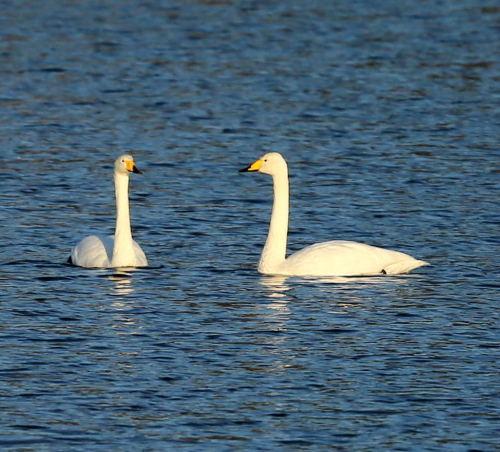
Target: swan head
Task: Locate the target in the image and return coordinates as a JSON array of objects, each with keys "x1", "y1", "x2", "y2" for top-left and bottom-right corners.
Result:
[
  {"x1": 239, "y1": 152, "x2": 287, "y2": 176},
  {"x1": 115, "y1": 154, "x2": 142, "y2": 175}
]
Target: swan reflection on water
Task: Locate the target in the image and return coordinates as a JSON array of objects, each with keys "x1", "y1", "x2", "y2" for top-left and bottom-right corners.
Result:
[
  {"x1": 259, "y1": 275, "x2": 292, "y2": 299},
  {"x1": 258, "y1": 273, "x2": 419, "y2": 306},
  {"x1": 109, "y1": 270, "x2": 135, "y2": 297},
  {"x1": 107, "y1": 270, "x2": 140, "y2": 330}
]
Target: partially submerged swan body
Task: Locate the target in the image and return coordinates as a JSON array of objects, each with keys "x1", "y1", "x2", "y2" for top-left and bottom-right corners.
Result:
[
  {"x1": 240, "y1": 152, "x2": 429, "y2": 277},
  {"x1": 70, "y1": 235, "x2": 147, "y2": 269},
  {"x1": 69, "y1": 154, "x2": 148, "y2": 268}
]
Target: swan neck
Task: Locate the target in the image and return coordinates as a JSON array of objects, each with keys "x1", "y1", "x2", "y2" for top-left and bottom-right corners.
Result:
[
  {"x1": 259, "y1": 170, "x2": 289, "y2": 273},
  {"x1": 111, "y1": 172, "x2": 134, "y2": 265}
]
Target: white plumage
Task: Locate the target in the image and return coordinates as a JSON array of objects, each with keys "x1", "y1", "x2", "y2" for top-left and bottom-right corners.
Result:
[
  {"x1": 240, "y1": 152, "x2": 428, "y2": 276},
  {"x1": 69, "y1": 154, "x2": 148, "y2": 268}
]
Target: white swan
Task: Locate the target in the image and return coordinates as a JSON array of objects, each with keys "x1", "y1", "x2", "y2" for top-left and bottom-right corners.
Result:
[
  {"x1": 69, "y1": 154, "x2": 148, "y2": 268},
  {"x1": 240, "y1": 152, "x2": 429, "y2": 276}
]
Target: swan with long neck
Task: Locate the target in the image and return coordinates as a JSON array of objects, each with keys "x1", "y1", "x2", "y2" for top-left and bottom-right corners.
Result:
[
  {"x1": 69, "y1": 154, "x2": 148, "y2": 268},
  {"x1": 240, "y1": 152, "x2": 429, "y2": 276}
]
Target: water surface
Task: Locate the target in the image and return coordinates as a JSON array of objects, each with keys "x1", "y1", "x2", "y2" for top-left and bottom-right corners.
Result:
[{"x1": 1, "y1": 1, "x2": 499, "y2": 451}]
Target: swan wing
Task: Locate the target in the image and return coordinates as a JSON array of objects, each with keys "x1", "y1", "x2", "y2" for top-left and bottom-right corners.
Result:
[
  {"x1": 281, "y1": 240, "x2": 428, "y2": 276},
  {"x1": 71, "y1": 235, "x2": 113, "y2": 268},
  {"x1": 132, "y1": 240, "x2": 148, "y2": 267}
]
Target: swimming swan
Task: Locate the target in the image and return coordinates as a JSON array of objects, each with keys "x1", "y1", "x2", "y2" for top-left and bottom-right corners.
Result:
[
  {"x1": 69, "y1": 154, "x2": 148, "y2": 268},
  {"x1": 239, "y1": 152, "x2": 429, "y2": 276}
]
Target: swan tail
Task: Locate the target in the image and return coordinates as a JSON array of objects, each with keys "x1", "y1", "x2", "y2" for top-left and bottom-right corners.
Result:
[{"x1": 383, "y1": 259, "x2": 430, "y2": 275}]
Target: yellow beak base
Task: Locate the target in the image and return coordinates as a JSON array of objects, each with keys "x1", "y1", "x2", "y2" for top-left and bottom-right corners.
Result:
[
  {"x1": 239, "y1": 159, "x2": 263, "y2": 172},
  {"x1": 125, "y1": 160, "x2": 135, "y2": 172}
]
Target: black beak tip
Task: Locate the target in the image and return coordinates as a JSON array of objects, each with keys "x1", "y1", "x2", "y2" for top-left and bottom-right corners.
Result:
[
  {"x1": 132, "y1": 166, "x2": 142, "y2": 175},
  {"x1": 239, "y1": 166, "x2": 250, "y2": 173}
]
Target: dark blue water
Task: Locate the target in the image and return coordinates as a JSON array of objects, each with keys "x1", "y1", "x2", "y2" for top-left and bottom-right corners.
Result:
[{"x1": 1, "y1": 1, "x2": 499, "y2": 451}]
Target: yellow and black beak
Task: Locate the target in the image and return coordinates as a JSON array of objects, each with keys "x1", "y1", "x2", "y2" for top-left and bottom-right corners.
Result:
[
  {"x1": 239, "y1": 159, "x2": 263, "y2": 173},
  {"x1": 125, "y1": 160, "x2": 142, "y2": 174}
]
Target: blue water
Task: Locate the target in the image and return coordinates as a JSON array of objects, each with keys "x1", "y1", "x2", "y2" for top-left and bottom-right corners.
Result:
[{"x1": 1, "y1": 0, "x2": 499, "y2": 451}]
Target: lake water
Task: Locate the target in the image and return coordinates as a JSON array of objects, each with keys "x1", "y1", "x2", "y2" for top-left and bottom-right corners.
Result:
[{"x1": 1, "y1": 0, "x2": 499, "y2": 451}]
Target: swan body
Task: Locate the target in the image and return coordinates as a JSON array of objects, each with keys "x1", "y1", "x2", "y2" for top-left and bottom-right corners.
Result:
[
  {"x1": 240, "y1": 152, "x2": 429, "y2": 277},
  {"x1": 70, "y1": 154, "x2": 148, "y2": 268}
]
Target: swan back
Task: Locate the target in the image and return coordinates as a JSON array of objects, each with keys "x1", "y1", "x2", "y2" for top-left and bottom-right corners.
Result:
[{"x1": 276, "y1": 240, "x2": 429, "y2": 276}]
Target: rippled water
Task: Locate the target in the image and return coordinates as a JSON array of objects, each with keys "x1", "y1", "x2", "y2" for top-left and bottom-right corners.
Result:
[{"x1": 1, "y1": 0, "x2": 499, "y2": 451}]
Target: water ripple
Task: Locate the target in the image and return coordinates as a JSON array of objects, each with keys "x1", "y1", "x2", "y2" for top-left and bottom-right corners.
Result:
[{"x1": 1, "y1": 0, "x2": 500, "y2": 451}]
